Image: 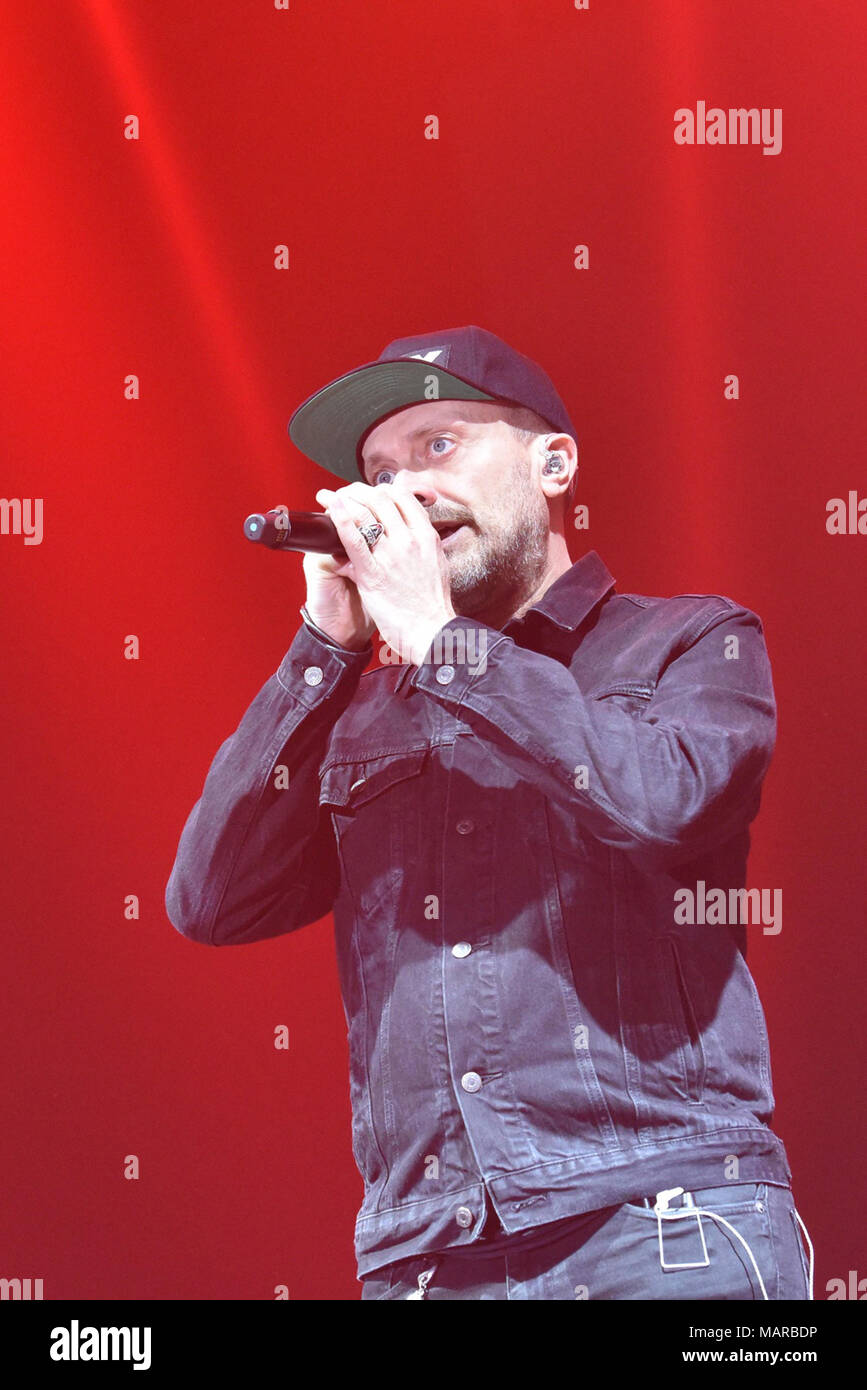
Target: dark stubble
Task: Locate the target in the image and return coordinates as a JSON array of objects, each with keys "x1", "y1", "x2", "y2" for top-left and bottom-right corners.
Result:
[{"x1": 445, "y1": 455, "x2": 551, "y2": 626}]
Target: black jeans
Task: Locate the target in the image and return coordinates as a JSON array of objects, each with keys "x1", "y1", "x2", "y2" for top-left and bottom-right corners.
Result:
[{"x1": 360, "y1": 1182, "x2": 812, "y2": 1300}]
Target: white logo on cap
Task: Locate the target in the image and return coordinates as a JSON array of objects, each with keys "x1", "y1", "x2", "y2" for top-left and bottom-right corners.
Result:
[{"x1": 402, "y1": 349, "x2": 444, "y2": 362}]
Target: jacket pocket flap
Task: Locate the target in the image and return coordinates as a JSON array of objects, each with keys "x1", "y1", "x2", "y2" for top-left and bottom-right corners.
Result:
[
  {"x1": 319, "y1": 746, "x2": 429, "y2": 808},
  {"x1": 591, "y1": 679, "x2": 655, "y2": 700}
]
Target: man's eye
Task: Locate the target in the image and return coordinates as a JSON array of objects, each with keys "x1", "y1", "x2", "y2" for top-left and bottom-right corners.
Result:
[
  {"x1": 430, "y1": 437, "x2": 452, "y2": 455},
  {"x1": 373, "y1": 469, "x2": 396, "y2": 485}
]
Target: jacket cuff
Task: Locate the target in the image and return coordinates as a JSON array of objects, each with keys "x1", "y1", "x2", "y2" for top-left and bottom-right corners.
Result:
[
  {"x1": 277, "y1": 621, "x2": 372, "y2": 709},
  {"x1": 409, "y1": 616, "x2": 507, "y2": 705}
]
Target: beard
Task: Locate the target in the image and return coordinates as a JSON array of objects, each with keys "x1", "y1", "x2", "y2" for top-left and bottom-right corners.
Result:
[{"x1": 445, "y1": 476, "x2": 551, "y2": 623}]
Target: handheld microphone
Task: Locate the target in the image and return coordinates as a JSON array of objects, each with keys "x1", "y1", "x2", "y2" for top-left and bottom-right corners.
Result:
[{"x1": 243, "y1": 507, "x2": 347, "y2": 558}]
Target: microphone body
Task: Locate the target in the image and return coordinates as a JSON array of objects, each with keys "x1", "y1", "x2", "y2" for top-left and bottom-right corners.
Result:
[{"x1": 243, "y1": 508, "x2": 347, "y2": 558}]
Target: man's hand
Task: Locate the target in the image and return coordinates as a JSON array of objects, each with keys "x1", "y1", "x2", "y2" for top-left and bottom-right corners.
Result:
[
  {"x1": 313, "y1": 482, "x2": 456, "y2": 666},
  {"x1": 301, "y1": 545, "x2": 377, "y2": 652}
]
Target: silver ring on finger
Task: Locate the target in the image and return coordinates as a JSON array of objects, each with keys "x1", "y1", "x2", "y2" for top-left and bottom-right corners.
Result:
[{"x1": 359, "y1": 521, "x2": 384, "y2": 551}]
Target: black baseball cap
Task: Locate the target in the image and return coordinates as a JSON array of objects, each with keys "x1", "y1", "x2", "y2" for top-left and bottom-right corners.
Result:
[{"x1": 287, "y1": 325, "x2": 578, "y2": 482}]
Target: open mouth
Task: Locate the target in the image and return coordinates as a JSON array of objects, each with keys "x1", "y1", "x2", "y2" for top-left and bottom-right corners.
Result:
[{"x1": 434, "y1": 522, "x2": 470, "y2": 545}]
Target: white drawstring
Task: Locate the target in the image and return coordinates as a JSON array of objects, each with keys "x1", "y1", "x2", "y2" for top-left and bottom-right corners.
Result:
[{"x1": 792, "y1": 1207, "x2": 815, "y2": 1300}]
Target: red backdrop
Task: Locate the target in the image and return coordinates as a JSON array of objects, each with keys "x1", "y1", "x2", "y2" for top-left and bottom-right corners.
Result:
[{"x1": 1, "y1": 0, "x2": 864, "y2": 1300}]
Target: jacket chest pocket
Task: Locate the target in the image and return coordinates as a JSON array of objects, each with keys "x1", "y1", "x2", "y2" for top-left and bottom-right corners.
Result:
[
  {"x1": 590, "y1": 679, "x2": 655, "y2": 715},
  {"x1": 318, "y1": 747, "x2": 430, "y2": 921}
]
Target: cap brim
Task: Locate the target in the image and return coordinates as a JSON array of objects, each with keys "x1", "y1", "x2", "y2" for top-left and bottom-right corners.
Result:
[{"x1": 287, "y1": 361, "x2": 496, "y2": 481}]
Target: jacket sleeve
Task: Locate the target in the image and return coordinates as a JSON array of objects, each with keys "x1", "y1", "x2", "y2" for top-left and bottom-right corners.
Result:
[
  {"x1": 165, "y1": 623, "x2": 371, "y2": 946},
  {"x1": 411, "y1": 600, "x2": 776, "y2": 864}
]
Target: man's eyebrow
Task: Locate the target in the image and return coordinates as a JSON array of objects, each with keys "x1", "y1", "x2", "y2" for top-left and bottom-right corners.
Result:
[{"x1": 362, "y1": 422, "x2": 471, "y2": 469}]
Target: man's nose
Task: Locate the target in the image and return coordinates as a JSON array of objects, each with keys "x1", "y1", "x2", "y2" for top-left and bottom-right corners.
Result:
[{"x1": 389, "y1": 471, "x2": 439, "y2": 509}]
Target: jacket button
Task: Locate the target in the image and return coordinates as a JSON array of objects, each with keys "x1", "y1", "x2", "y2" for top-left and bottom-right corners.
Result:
[
  {"x1": 452, "y1": 942, "x2": 472, "y2": 958},
  {"x1": 455, "y1": 1206, "x2": 474, "y2": 1228},
  {"x1": 303, "y1": 666, "x2": 324, "y2": 686},
  {"x1": 461, "y1": 1071, "x2": 482, "y2": 1093},
  {"x1": 456, "y1": 819, "x2": 474, "y2": 835},
  {"x1": 436, "y1": 665, "x2": 455, "y2": 684}
]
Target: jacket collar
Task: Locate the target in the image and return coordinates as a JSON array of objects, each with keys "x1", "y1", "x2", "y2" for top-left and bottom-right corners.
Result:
[
  {"x1": 503, "y1": 549, "x2": 616, "y2": 637},
  {"x1": 393, "y1": 549, "x2": 615, "y2": 692}
]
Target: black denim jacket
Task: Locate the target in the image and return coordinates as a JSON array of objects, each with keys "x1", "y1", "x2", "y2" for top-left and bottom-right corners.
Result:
[{"x1": 166, "y1": 549, "x2": 791, "y2": 1277}]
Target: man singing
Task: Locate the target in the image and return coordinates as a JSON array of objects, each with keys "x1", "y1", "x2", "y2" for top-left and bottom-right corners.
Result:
[{"x1": 165, "y1": 325, "x2": 811, "y2": 1300}]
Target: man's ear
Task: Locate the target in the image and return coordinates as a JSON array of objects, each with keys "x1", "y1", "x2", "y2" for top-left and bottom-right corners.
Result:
[{"x1": 538, "y1": 433, "x2": 578, "y2": 507}]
